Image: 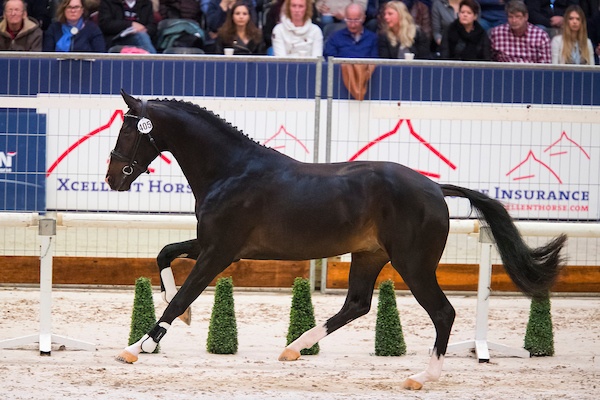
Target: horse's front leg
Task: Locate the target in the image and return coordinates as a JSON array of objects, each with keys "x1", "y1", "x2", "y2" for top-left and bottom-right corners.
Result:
[
  {"x1": 116, "y1": 252, "x2": 233, "y2": 364},
  {"x1": 156, "y1": 239, "x2": 201, "y2": 325}
]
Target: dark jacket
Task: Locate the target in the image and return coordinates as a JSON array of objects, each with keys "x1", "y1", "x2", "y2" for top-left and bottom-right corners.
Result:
[
  {"x1": 440, "y1": 19, "x2": 491, "y2": 61},
  {"x1": 378, "y1": 28, "x2": 430, "y2": 59},
  {"x1": 525, "y1": 0, "x2": 579, "y2": 27},
  {"x1": 27, "y1": 0, "x2": 55, "y2": 31},
  {"x1": 43, "y1": 20, "x2": 106, "y2": 52},
  {"x1": 98, "y1": 0, "x2": 157, "y2": 49},
  {"x1": 216, "y1": 35, "x2": 266, "y2": 55},
  {"x1": 159, "y1": 0, "x2": 202, "y2": 23}
]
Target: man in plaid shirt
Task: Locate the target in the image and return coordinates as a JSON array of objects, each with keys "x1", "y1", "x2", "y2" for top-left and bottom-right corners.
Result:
[{"x1": 490, "y1": 0, "x2": 551, "y2": 63}]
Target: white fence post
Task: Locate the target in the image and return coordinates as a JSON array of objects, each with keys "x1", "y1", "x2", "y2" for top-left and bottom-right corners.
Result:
[
  {"x1": 445, "y1": 226, "x2": 530, "y2": 362},
  {"x1": 0, "y1": 217, "x2": 95, "y2": 355}
]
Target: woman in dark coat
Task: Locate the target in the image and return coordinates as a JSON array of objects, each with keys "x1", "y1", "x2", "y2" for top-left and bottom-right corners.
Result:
[
  {"x1": 440, "y1": 0, "x2": 490, "y2": 61},
  {"x1": 43, "y1": 0, "x2": 105, "y2": 52},
  {"x1": 215, "y1": 1, "x2": 265, "y2": 54}
]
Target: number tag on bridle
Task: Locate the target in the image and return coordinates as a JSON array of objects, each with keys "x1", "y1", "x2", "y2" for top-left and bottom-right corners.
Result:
[{"x1": 137, "y1": 118, "x2": 153, "y2": 134}]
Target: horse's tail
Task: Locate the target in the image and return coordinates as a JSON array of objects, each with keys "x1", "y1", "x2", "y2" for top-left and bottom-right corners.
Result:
[{"x1": 440, "y1": 184, "x2": 566, "y2": 298}]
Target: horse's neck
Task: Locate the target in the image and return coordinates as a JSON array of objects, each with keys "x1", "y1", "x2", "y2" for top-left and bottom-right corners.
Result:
[{"x1": 163, "y1": 116, "x2": 263, "y2": 197}]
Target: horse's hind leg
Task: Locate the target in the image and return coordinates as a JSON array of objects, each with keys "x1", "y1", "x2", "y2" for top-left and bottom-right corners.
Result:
[
  {"x1": 279, "y1": 250, "x2": 389, "y2": 361},
  {"x1": 156, "y1": 239, "x2": 201, "y2": 324},
  {"x1": 390, "y1": 242, "x2": 455, "y2": 390}
]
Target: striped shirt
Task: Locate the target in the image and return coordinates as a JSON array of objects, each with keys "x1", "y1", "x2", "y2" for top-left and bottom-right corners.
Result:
[{"x1": 490, "y1": 23, "x2": 551, "y2": 63}]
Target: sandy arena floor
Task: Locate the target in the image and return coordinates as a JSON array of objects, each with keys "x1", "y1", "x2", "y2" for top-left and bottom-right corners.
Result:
[{"x1": 0, "y1": 287, "x2": 598, "y2": 400}]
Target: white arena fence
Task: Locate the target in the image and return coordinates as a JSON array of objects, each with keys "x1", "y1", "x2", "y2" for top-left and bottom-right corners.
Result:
[{"x1": 0, "y1": 53, "x2": 599, "y2": 290}]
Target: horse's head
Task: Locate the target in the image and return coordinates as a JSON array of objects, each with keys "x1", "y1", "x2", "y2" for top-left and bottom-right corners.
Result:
[{"x1": 106, "y1": 90, "x2": 162, "y2": 191}]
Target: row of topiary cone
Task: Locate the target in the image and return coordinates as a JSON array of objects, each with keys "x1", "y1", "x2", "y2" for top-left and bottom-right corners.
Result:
[{"x1": 128, "y1": 277, "x2": 554, "y2": 357}]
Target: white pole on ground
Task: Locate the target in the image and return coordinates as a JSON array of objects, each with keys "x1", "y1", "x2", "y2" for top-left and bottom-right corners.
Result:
[
  {"x1": 445, "y1": 226, "x2": 530, "y2": 362},
  {"x1": 0, "y1": 217, "x2": 95, "y2": 354}
]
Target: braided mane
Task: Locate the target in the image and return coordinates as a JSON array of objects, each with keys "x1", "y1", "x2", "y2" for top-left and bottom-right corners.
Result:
[{"x1": 153, "y1": 97, "x2": 263, "y2": 146}]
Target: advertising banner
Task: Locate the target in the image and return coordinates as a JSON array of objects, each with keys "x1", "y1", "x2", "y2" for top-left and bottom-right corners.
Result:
[{"x1": 0, "y1": 109, "x2": 46, "y2": 212}]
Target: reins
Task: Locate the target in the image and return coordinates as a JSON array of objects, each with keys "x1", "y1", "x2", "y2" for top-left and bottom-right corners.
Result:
[{"x1": 111, "y1": 99, "x2": 162, "y2": 176}]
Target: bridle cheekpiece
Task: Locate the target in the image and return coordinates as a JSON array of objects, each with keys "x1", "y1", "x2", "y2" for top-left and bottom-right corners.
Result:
[{"x1": 111, "y1": 99, "x2": 162, "y2": 176}]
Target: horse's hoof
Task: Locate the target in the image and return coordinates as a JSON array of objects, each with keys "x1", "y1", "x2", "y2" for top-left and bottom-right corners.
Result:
[
  {"x1": 402, "y1": 378, "x2": 423, "y2": 390},
  {"x1": 178, "y1": 307, "x2": 192, "y2": 326},
  {"x1": 278, "y1": 348, "x2": 301, "y2": 361},
  {"x1": 115, "y1": 350, "x2": 138, "y2": 364}
]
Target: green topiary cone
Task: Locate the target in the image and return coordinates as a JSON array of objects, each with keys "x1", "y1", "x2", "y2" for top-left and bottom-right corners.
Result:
[
  {"x1": 524, "y1": 293, "x2": 555, "y2": 356},
  {"x1": 286, "y1": 277, "x2": 319, "y2": 355},
  {"x1": 128, "y1": 276, "x2": 159, "y2": 353},
  {"x1": 375, "y1": 279, "x2": 406, "y2": 356},
  {"x1": 206, "y1": 277, "x2": 238, "y2": 354}
]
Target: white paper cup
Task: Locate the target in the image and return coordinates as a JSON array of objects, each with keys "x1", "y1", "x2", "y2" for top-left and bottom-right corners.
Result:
[
  {"x1": 404, "y1": 52, "x2": 415, "y2": 60},
  {"x1": 224, "y1": 48, "x2": 234, "y2": 56}
]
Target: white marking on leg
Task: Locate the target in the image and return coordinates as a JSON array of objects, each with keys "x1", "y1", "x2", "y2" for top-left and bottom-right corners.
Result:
[
  {"x1": 286, "y1": 324, "x2": 328, "y2": 353},
  {"x1": 161, "y1": 267, "x2": 177, "y2": 303},
  {"x1": 140, "y1": 322, "x2": 171, "y2": 353},
  {"x1": 408, "y1": 353, "x2": 445, "y2": 386}
]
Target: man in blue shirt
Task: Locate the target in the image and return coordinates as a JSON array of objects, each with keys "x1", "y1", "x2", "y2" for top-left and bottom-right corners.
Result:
[{"x1": 323, "y1": 3, "x2": 378, "y2": 58}]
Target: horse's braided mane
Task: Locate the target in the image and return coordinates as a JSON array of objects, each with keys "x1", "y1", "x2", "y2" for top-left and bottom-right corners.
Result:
[{"x1": 155, "y1": 97, "x2": 263, "y2": 146}]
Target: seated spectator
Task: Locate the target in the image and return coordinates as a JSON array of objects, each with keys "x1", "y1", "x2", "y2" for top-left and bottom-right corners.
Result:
[
  {"x1": 0, "y1": 0, "x2": 43, "y2": 51},
  {"x1": 98, "y1": 0, "x2": 157, "y2": 53},
  {"x1": 579, "y1": 0, "x2": 599, "y2": 20},
  {"x1": 440, "y1": 0, "x2": 490, "y2": 60},
  {"x1": 490, "y1": 0, "x2": 551, "y2": 62},
  {"x1": 378, "y1": 1, "x2": 429, "y2": 59},
  {"x1": 159, "y1": 0, "x2": 202, "y2": 25},
  {"x1": 272, "y1": 0, "x2": 323, "y2": 57},
  {"x1": 403, "y1": 0, "x2": 432, "y2": 42},
  {"x1": 317, "y1": 0, "x2": 369, "y2": 39},
  {"x1": 206, "y1": 0, "x2": 256, "y2": 49},
  {"x1": 43, "y1": 0, "x2": 105, "y2": 52},
  {"x1": 215, "y1": 1, "x2": 265, "y2": 54},
  {"x1": 525, "y1": 0, "x2": 578, "y2": 36},
  {"x1": 432, "y1": 0, "x2": 459, "y2": 48},
  {"x1": 27, "y1": 0, "x2": 55, "y2": 31},
  {"x1": 323, "y1": 2, "x2": 378, "y2": 57},
  {"x1": 551, "y1": 5, "x2": 595, "y2": 64},
  {"x1": 478, "y1": 0, "x2": 507, "y2": 31},
  {"x1": 588, "y1": 9, "x2": 600, "y2": 64},
  {"x1": 262, "y1": 0, "x2": 285, "y2": 48}
]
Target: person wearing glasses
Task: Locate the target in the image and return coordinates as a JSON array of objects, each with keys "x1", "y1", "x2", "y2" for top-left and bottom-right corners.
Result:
[
  {"x1": 0, "y1": 0, "x2": 43, "y2": 50},
  {"x1": 323, "y1": 2, "x2": 378, "y2": 57},
  {"x1": 43, "y1": 0, "x2": 105, "y2": 52}
]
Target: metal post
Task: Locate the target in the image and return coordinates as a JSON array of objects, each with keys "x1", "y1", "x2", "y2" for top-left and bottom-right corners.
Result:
[
  {"x1": 0, "y1": 217, "x2": 95, "y2": 354},
  {"x1": 445, "y1": 226, "x2": 530, "y2": 362},
  {"x1": 320, "y1": 258, "x2": 328, "y2": 294}
]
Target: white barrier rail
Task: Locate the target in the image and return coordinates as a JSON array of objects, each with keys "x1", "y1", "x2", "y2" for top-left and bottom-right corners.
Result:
[{"x1": 5, "y1": 212, "x2": 600, "y2": 238}]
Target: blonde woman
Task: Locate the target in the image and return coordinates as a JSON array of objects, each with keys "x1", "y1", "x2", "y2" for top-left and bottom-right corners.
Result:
[
  {"x1": 271, "y1": 0, "x2": 323, "y2": 57},
  {"x1": 378, "y1": 1, "x2": 429, "y2": 59},
  {"x1": 551, "y1": 5, "x2": 594, "y2": 65}
]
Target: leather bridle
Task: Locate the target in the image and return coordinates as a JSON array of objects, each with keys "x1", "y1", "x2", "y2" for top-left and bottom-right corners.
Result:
[{"x1": 110, "y1": 99, "x2": 162, "y2": 176}]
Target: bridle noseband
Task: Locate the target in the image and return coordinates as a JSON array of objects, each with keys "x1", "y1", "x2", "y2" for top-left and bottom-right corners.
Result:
[{"x1": 111, "y1": 99, "x2": 162, "y2": 176}]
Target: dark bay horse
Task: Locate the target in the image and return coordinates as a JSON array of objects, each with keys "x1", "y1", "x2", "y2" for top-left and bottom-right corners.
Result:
[{"x1": 105, "y1": 91, "x2": 566, "y2": 390}]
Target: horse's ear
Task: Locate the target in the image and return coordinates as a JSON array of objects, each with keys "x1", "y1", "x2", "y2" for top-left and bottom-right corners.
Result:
[{"x1": 121, "y1": 89, "x2": 140, "y2": 109}]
